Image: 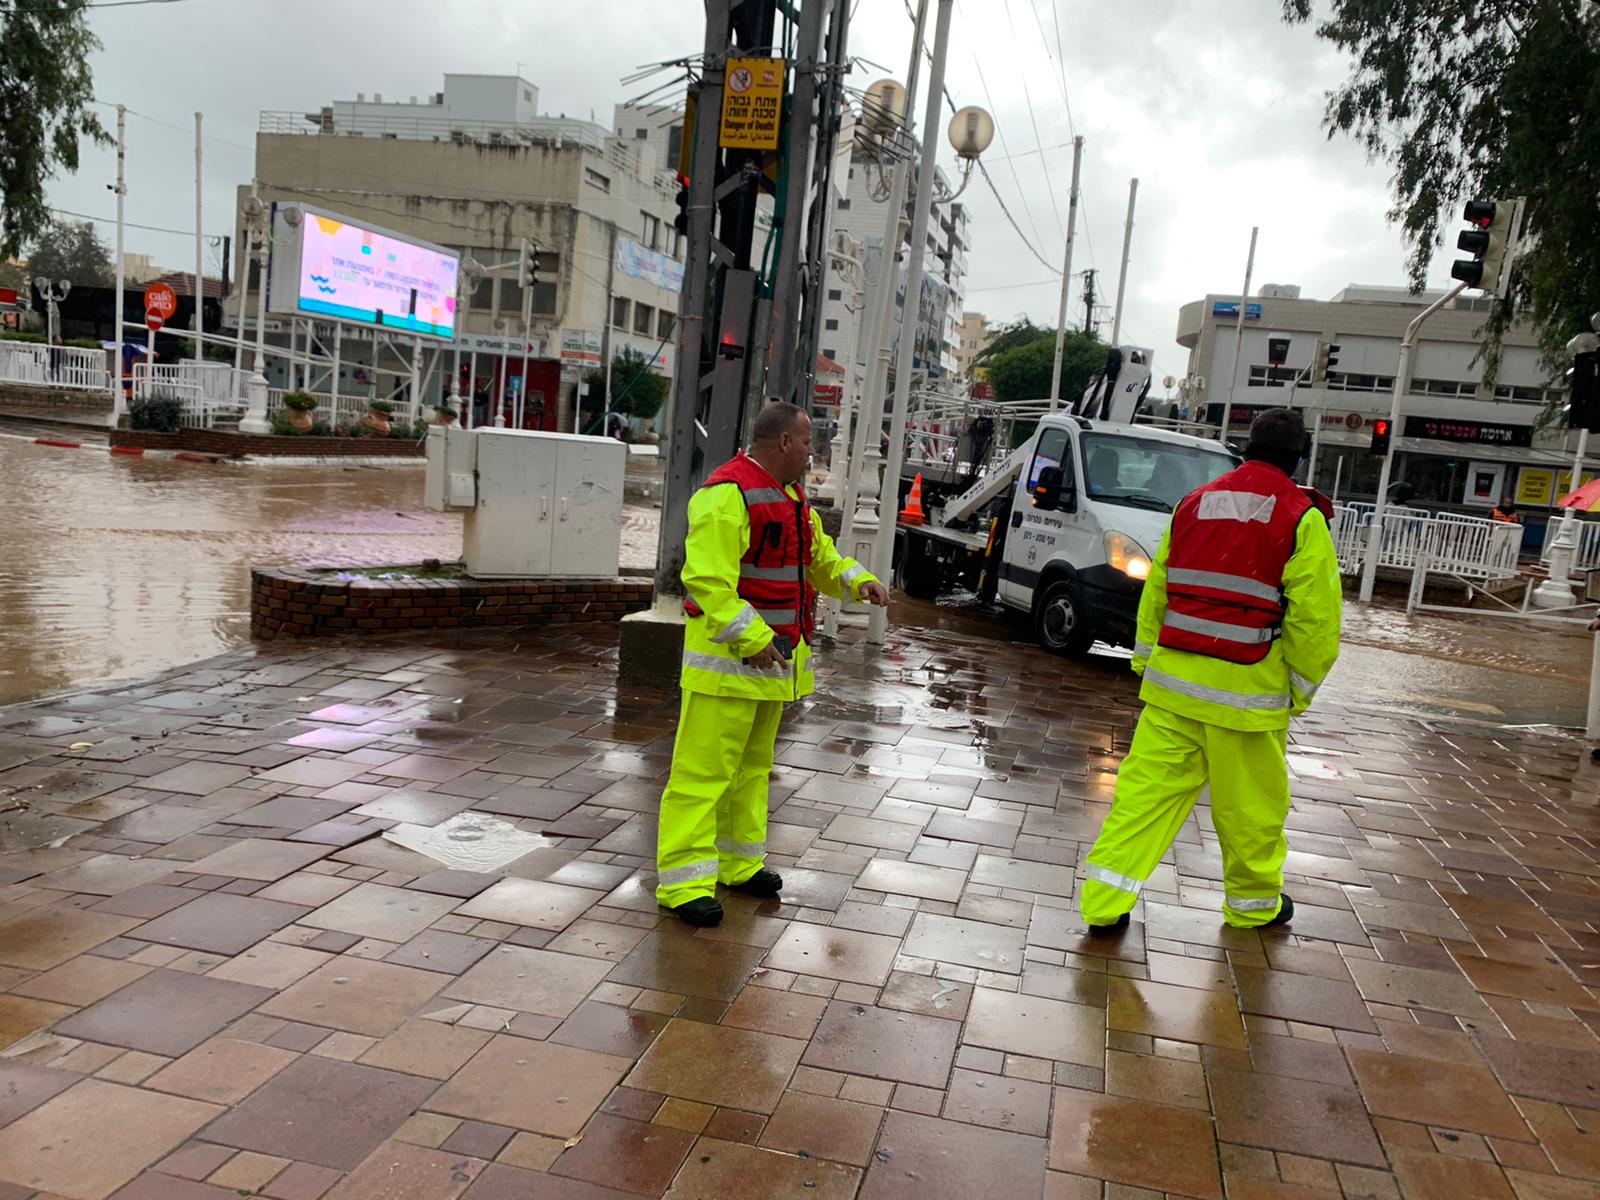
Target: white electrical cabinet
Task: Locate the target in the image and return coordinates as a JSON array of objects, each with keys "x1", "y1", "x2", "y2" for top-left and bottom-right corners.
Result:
[{"x1": 424, "y1": 426, "x2": 626, "y2": 578}]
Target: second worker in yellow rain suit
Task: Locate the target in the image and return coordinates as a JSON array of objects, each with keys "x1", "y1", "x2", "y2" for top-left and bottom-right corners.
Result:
[
  {"x1": 656, "y1": 402, "x2": 888, "y2": 926},
  {"x1": 1080, "y1": 408, "x2": 1342, "y2": 933}
]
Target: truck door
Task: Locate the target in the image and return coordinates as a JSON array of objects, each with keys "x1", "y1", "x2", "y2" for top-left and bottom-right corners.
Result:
[{"x1": 999, "y1": 425, "x2": 1074, "y2": 609}]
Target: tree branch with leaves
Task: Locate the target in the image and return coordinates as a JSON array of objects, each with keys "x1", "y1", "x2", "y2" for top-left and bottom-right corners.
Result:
[
  {"x1": 0, "y1": 1, "x2": 109, "y2": 259},
  {"x1": 1283, "y1": 0, "x2": 1600, "y2": 378}
]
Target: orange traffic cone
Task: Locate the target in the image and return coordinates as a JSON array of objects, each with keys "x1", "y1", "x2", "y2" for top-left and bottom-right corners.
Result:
[{"x1": 899, "y1": 473, "x2": 927, "y2": 526}]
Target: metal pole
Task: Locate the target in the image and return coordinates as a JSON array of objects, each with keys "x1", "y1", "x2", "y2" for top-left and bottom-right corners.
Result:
[
  {"x1": 112, "y1": 104, "x2": 126, "y2": 418},
  {"x1": 1358, "y1": 279, "x2": 1469, "y2": 603},
  {"x1": 194, "y1": 112, "x2": 205, "y2": 373},
  {"x1": 1588, "y1": 627, "x2": 1600, "y2": 746},
  {"x1": 1572, "y1": 425, "x2": 1590, "y2": 498},
  {"x1": 1218, "y1": 225, "x2": 1257, "y2": 441},
  {"x1": 519, "y1": 274, "x2": 532, "y2": 430},
  {"x1": 598, "y1": 222, "x2": 618, "y2": 435},
  {"x1": 868, "y1": 0, "x2": 954, "y2": 645},
  {"x1": 1109, "y1": 176, "x2": 1138, "y2": 346},
  {"x1": 1332, "y1": 455, "x2": 1344, "y2": 506},
  {"x1": 1046, "y1": 136, "x2": 1083, "y2": 410},
  {"x1": 331, "y1": 321, "x2": 341, "y2": 426}
]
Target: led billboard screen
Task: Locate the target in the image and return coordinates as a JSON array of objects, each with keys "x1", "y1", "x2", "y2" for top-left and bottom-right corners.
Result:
[{"x1": 270, "y1": 205, "x2": 459, "y2": 339}]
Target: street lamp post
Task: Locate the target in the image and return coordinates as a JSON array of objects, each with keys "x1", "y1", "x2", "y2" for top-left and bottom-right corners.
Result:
[
  {"x1": 32, "y1": 278, "x2": 71, "y2": 367},
  {"x1": 236, "y1": 194, "x2": 274, "y2": 435}
]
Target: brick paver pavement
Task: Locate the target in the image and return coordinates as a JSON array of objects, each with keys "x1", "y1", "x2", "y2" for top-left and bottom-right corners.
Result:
[{"x1": 0, "y1": 619, "x2": 1598, "y2": 1199}]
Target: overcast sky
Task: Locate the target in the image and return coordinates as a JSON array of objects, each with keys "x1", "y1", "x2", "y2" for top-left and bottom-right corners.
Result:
[{"x1": 47, "y1": 0, "x2": 1450, "y2": 383}]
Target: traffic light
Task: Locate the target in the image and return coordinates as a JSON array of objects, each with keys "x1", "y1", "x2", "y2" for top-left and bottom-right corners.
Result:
[
  {"x1": 1568, "y1": 350, "x2": 1600, "y2": 433},
  {"x1": 518, "y1": 239, "x2": 541, "y2": 290},
  {"x1": 1267, "y1": 337, "x2": 1289, "y2": 367},
  {"x1": 1313, "y1": 340, "x2": 1341, "y2": 384},
  {"x1": 1369, "y1": 417, "x2": 1392, "y2": 456},
  {"x1": 1450, "y1": 198, "x2": 1521, "y2": 297},
  {"x1": 673, "y1": 173, "x2": 690, "y2": 236}
]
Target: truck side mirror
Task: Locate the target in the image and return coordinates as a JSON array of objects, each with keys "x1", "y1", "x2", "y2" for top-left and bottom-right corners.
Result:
[{"x1": 1033, "y1": 465, "x2": 1065, "y2": 511}]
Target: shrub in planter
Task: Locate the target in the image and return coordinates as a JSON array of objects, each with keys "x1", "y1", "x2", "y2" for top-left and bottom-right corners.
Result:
[
  {"x1": 433, "y1": 403, "x2": 458, "y2": 425},
  {"x1": 369, "y1": 400, "x2": 396, "y2": 415},
  {"x1": 366, "y1": 398, "x2": 396, "y2": 435},
  {"x1": 128, "y1": 391, "x2": 183, "y2": 433},
  {"x1": 281, "y1": 390, "x2": 319, "y2": 432}
]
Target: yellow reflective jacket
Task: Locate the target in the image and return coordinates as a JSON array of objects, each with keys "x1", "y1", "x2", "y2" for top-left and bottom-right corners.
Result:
[
  {"x1": 1130, "y1": 511, "x2": 1342, "y2": 731},
  {"x1": 680, "y1": 480, "x2": 878, "y2": 700}
]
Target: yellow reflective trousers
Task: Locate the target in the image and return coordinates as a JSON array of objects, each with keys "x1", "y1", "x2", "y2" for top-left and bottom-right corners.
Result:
[
  {"x1": 1080, "y1": 703, "x2": 1290, "y2": 929},
  {"x1": 655, "y1": 691, "x2": 783, "y2": 907}
]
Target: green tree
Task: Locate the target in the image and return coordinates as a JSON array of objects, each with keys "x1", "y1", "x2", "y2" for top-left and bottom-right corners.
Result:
[
  {"x1": 23, "y1": 219, "x2": 113, "y2": 287},
  {"x1": 984, "y1": 329, "x2": 1108, "y2": 405},
  {"x1": 971, "y1": 316, "x2": 1049, "y2": 370},
  {"x1": 1282, "y1": 1, "x2": 1600, "y2": 372},
  {"x1": 0, "y1": 4, "x2": 109, "y2": 258}
]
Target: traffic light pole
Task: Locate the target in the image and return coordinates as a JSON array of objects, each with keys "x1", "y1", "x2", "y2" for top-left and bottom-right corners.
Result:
[
  {"x1": 1217, "y1": 226, "x2": 1257, "y2": 444},
  {"x1": 1357, "y1": 280, "x2": 1468, "y2": 604}
]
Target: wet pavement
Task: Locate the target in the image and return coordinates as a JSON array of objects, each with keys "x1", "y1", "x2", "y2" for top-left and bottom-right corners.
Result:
[{"x1": 1, "y1": 620, "x2": 1598, "y2": 1199}]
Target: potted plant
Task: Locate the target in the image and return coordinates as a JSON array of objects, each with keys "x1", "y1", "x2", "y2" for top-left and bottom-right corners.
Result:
[
  {"x1": 366, "y1": 398, "x2": 396, "y2": 435},
  {"x1": 281, "y1": 390, "x2": 319, "y2": 433},
  {"x1": 432, "y1": 403, "x2": 458, "y2": 427}
]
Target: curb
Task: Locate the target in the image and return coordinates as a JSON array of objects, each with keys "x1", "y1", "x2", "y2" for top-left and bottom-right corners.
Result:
[{"x1": 0, "y1": 430, "x2": 224, "y2": 464}]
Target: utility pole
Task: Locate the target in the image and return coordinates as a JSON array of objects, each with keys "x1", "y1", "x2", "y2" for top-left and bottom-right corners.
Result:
[
  {"x1": 868, "y1": 0, "x2": 955, "y2": 645},
  {"x1": 1218, "y1": 225, "x2": 1257, "y2": 442},
  {"x1": 1046, "y1": 135, "x2": 1083, "y2": 411},
  {"x1": 1081, "y1": 269, "x2": 1097, "y2": 339},
  {"x1": 194, "y1": 113, "x2": 205, "y2": 373},
  {"x1": 1110, "y1": 177, "x2": 1137, "y2": 346}
]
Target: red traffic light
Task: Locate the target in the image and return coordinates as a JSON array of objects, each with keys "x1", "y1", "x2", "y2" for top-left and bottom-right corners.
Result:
[
  {"x1": 1463, "y1": 200, "x2": 1496, "y2": 227},
  {"x1": 1374, "y1": 419, "x2": 1390, "y2": 435}
]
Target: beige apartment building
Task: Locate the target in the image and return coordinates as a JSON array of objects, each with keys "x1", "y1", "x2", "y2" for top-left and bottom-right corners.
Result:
[{"x1": 230, "y1": 75, "x2": 683, "y2": 429}]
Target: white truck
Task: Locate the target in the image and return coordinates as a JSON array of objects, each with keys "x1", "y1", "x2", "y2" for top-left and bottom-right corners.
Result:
[{"x1": 895, "y1": 350, "x2": 1239, "y2": 655}]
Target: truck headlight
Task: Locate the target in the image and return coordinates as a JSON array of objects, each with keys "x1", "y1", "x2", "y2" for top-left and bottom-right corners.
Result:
[{"x1": 1105, "y1": 531, "x2": 1152, "y2": 580}]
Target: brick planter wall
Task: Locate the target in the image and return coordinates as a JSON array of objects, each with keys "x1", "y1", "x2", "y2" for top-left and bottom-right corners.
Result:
[
  {"x1": 112, "y1": 429, "x2": 425, "y2": 458},
  {"x1": 251, "y1": 567, "x2": 652, "y2": 640},
  {"x1": 0, "y1": 384, "x2": 114, "y2": 415}
]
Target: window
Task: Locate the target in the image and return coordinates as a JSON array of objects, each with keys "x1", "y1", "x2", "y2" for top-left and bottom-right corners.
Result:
[
  {"x1": 1414, "y1": 378, "x2": 1477, "y2": 398},
  {"x1": 667, "y1": 125, "x2": 683, "y2": 171},
  {"x1": 836, "y1": 197, "x2": 851, "y2": 210},
  {"x1": 657, "y1": 309, "x2": 675, "y2": 339},
  {"x1": 1028, "y1": 428, "x2": 1070, "y2": 491},
  {"x1": 612, "y1": 297, "x2": 630, "y2": 328},
  {"x1": 828, "y1": 289, "x2": 842, "y2": 301},
  {"x1": 531, "y1": 251, "x2": 559, "y2": 315},
  {"x1": 1495, "y1": 383, "x2": 1556, "y2": 405},
  {"x1": 1325, "y1": 372, "x2": 1395, "y2": 393},
  {"x1": 641, "y1": 212, "x2": 662, "y2": 251},
  {"x1": 1081, "y1": 433, "x2": 1234, "y2": 512},
  {"x1": 585, "y1": 168, "x2": 611, "y2": 193},
  {"x1": 1247, "y1": 365, "x2": 1302, "y2": 388},
  {"x1": 524, "y1": 88, "x2": 533, "y2": 102},
  {"x1": 634, "y1": 302, "x2": 654, "y2": 335},
  {"x1": 822, "y1": 349, "x2": 836, "y2": 360},
  {"x1": 636, "y1": 128, "x2": 649, "y2": 139},
  {"x1": 469, "y1": 247, "x2": 496, "y2": 311},
  {"x1": 825, "y1": 318, "x2": 839, "y2": 331},
  {"x1": 500, "y1": 278, "x2": 524, "y2": 315}
]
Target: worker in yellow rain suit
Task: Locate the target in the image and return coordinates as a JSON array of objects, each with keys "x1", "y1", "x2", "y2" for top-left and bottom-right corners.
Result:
[
  {"x1": 656, "y1": 402, "x2": 888, "y2": 926},
  {"x1": 1080, "y1": 408, "x2": 1342, "y2": 933}
]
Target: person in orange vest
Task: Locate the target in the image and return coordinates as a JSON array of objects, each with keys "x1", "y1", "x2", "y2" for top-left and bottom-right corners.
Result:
[
  {"x1": 1490, "y1": 499, "x2": 1521, "y2": 524},
  {"x1": 657, "y1": 402, "x2": 888, "y2": 926},
  {"x1": 1080, "y1": 408, "x2": 1343, "y2": 934}
]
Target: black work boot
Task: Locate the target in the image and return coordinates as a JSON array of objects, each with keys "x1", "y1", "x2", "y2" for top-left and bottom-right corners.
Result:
[
  {"x1": 729, "y1": 869, "x2": 783, "y2": 897},
  {"x1": 1261, "y1": 893, "x2": 1295, "y2": 929},
  {"x1": 668, "y1": 897, "x2": 724, "y2": 927},
  {"x1": 1086, "y1": 912, "x2": 1131, "y2": 939}
]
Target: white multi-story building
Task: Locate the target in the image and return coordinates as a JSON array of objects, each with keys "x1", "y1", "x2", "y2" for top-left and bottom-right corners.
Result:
[
  {"x1": 813, "y1": 142, "x2": 971, "y2": 420},
  {"x1": 237, "y1": 74, "x2": 684, "y2": 430},
  {"x1": 613, "y1": 102, "x2": 686, "y2": 178},
  {"x1": 1176, "y1": 284, "x2": 1586, "y2": 525}
]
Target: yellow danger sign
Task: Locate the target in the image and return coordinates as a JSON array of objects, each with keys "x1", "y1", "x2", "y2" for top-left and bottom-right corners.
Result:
[{"x1": 720, "y1": 57, "x2": 785, "y2": 150}]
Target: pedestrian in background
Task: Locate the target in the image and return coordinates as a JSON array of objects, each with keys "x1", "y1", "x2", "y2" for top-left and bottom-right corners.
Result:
[
  {"x1": 1080, "y1": 408, "x2": 1343, "y2": 935},
  {"x1": 655, "y1": 401, "x2": 888, "y2": 927}
]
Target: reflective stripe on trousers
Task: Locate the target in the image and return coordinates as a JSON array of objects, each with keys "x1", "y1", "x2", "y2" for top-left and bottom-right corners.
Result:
[
  {"x1": 1166, "y1": 567, "x2": 1283, "y2": 604},
  {"x1": 1162, "y1": 610, "x2": 1276, "y2": 645},
  {"x1": 1142, "y1": 667, "x2": 1289, "y2": 712},
  {"x1": 1084, "y1": 862, "x2": 1144, "y2": 895},
  {"x1": 1225, "y1": 894, "x2": 1280, "y2": 912}
]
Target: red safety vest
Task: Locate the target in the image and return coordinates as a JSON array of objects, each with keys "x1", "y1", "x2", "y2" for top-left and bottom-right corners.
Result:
[
  {"x1": 683, "y1": 452, "x2": 817, "y2": 649},
  {"x1": 1158, "y1": 460, "x2": 1314, "y2": 665}
]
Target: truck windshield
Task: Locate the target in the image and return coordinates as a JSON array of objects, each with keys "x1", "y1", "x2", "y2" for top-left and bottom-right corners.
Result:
[{"x1": 1081, "y1": 433, "x2": 1234, "y2": 512}]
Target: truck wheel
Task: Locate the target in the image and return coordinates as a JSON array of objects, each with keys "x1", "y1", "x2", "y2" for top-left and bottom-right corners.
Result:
[
  {"x1": 901, "y1": 536, "x2": 943, "y2": 600},
  {"x1": 1034, "y1": 579, "x2": 1094, "y2": 656}
]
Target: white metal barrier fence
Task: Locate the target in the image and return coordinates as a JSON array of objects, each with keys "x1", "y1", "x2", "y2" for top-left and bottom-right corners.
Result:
[
  {"x1": 1332, "y1": 505, "x2": 1521, "y2": 583},
  {"x1": 1542, "y1": 518, "x2": 1600, "y2": 573},
  {"x1": 0, "y1": 341, "x2": 109, "y2": 392},
  {"x1": 130, "y1": 362, "x2": 249, "y2": 428},
  {"x1": 264, "y1": 389, "x2": 381, "y2": 431}
]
